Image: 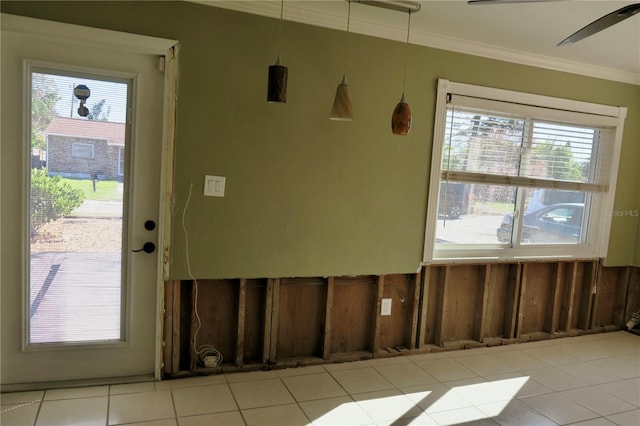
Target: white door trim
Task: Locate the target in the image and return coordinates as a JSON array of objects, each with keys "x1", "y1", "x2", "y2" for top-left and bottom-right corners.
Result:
[{"x1": 1, "y1": 13, "x2": 178, "y2": 386}]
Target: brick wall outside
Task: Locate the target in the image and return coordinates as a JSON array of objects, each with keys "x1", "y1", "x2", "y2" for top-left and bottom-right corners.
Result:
[{"x1": 47, "y1": 136, "x2": 123, "y2": 181}]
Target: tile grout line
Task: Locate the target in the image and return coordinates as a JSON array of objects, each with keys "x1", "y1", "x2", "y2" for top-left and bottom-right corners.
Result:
[
  {"x1": 512, "y1": 392, "x2": 572, "y2": 425},
  {"x1": 278, "y1": 375, "x2": 314, "y2": 425},
  {"x1": 168, "y1": 384, "x2": 178, "y2": 426},
  {"x1": 324, "y1": 364, "x2": 396, "y2": 424},
  {"x1": 105, "y1": 386, "x2": 111, "y2": 426},
  {"x1": 559, "y1": 384, "x2": 640, "y2": 418},
  {"x1": 225, "y1": 378, "x2": 248, "y2": 425},
  {"x1": 33, "y1": 390, "x2": 45, "y2": 426}
]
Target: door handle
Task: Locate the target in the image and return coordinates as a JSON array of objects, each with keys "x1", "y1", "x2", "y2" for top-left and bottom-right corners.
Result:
[{"x1": 132, "y1": 242, "x2": 156, "y2": 253}]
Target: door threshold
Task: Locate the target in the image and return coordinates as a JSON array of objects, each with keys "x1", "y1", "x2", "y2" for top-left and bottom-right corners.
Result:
[{"x1": 1, "y1": 374, "x2": 155, "y2": 393}]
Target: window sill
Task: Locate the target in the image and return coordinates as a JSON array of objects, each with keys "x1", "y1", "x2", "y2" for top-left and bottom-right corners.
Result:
[{"x1": 424, "y1": 251, "x2": 601, "y2": 266}]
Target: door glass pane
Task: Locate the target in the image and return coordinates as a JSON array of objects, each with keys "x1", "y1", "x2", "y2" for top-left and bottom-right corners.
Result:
[{"x1": 29, "y1": 70, "x2": 129, "y2": 344}]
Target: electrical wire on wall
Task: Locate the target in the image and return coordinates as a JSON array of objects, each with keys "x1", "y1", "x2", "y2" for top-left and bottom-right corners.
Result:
[
  {"x1": 384, "y1": 284, "x2": 406, "y2": 304},
  {"x1": 182, "y1": 183, "x2": 223, "y2": 369}
]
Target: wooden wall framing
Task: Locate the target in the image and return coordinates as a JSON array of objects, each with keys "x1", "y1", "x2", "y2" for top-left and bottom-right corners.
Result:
[{"x1": 163, "y1": 263, "x2": 640, "y2": 377}]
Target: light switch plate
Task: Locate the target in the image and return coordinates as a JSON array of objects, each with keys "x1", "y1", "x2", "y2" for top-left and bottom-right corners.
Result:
[
  {"x1": 381, "y1": 298, "x2": 392, "y2": 316},
  {"x1": 204, "y1": 175, "x2": 226, "y2": 197}
]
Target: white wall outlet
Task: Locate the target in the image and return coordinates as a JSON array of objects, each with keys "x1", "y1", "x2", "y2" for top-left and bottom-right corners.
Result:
[
  {"x1": 381, "y1": 298, "x2": 392, "y2": 316},
  {"x1": 204, "y1": 175, "x2": 226, "y2": 197}
]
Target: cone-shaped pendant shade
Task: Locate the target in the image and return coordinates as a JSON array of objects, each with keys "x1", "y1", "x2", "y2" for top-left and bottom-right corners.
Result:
[
  {"x1": 391, "y1": 93, "x2": 411, "y2": 135},
  {"x1": 330, "y1": 74, "x2": 353, "y2": 121},
  {"x1": 267, "y1": 56, "x2": 288, "y2": 103}
]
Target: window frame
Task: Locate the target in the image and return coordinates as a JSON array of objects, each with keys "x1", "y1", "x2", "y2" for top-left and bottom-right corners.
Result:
[
  {"x1": 423, "y1": 79, "x2": 627, "y2": 263},
  {"x1": 118, "y1": 146, "x2": 125, "y2": 176}
]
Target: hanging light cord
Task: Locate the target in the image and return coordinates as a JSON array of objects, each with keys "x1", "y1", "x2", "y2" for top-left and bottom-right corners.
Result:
[
  {"x1": 183, "y1": 183, "x2": 223, "y2": 369},
  {"x1": 402, "y1": 11, "x2": 412, "y2": 94},
  {"x1": 343, "y1": 0, "x2": 352, "y2": 75},
  {"x1": 277, "y1": 0, "x2": 285, "y2": 55}
]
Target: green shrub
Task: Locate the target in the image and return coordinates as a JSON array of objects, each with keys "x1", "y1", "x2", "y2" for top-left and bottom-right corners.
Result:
[{"x1": 31, "y1": 168, "x2": 85, "y2": 233}]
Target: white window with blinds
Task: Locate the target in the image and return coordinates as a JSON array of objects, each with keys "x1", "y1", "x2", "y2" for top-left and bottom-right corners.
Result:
[{"x1": 424, "y1": 79, "x2": 627, "y2": 262}]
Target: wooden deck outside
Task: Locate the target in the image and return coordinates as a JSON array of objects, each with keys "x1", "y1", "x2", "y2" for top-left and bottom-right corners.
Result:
[
  {"x1": 29, "y1": 197, "x2": 124, "y2": 344},
  {"x1": 29, "y1": 251, "x2": 122, "y2": 343}
]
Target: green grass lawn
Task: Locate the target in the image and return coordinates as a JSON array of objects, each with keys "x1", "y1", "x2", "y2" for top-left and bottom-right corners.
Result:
[
  {"x1": 473, "y1": 201, "x2": 515, "y2": 214},
  {"x1": 61, "y1": 178, "x2": 122, "y2": 201}
]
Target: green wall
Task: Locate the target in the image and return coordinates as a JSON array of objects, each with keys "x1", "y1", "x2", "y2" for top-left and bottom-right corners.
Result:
[{"x1": 3, "y1": 1, "x2": 639, "y2": 277}]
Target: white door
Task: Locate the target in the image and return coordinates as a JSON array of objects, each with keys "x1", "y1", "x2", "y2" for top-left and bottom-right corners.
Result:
[{"x1": 1, "y1": 15, "x2": 176, "y2": 387}]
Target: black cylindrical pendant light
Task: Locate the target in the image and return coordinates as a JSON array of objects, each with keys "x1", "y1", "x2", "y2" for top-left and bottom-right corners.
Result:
[
  {"x1": 267, "y1": 56, "x2": 288, "y2": 103},
  {"x1": 267, "y1": 0, "x2": 288, "y2": 103}
]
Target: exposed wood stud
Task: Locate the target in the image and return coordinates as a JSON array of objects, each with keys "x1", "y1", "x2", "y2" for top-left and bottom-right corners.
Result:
[
  {"x1": 189, "y1": 281, "x2": 198, "y2": 370},
  {"x1": 235, "y1": 279, "x2": 247, "y2": 367},
  {"x1": 591, "y1": 266, "x2": 629, "y2": 328},
  {"x1": 269, "y1": 278, "x2": 280, "y2": 362},
  {"x1": 622, "y1": 266, "x2": 634, "y2": 322},
  {"x1": 323, "y1": 277, "x2": 335, "y2": 359},
  {"x1": 623, "y1": 268, "x2": 640, "y2": 331},
  {"x1": 516, "y1": 264, "x2": 527, "y2": 338},
  {"x1": 504, "y1": 263, "x2": 521, "y2": 339},
  {"x1": 564, "y1": 262, "x2": 579, "y2": 332},
  {"x1": 589, "y1": 261, "x2": 604, "y2": 329},
  {"x1": 476, "y1": 264, "x2": 491, "y2": 342},
  {"x1": 262, "y1": 279, "x2": 275, "y2": 364},
  {"x1": 550, "y1": 263, "x2": 564, "y2": 333},
  {"x1": 409, "y1": 272, "x2": 421, "y2": 349},
  {"x1": 372, "y1": 275, "x2": 385, "y2": 356},
  {"x1": 578, "y1": 261, "x2": 596, "y2": 330},
  {"x1": 418, "y1": 266, "x2": 430, "y2": 348},
  {"x1": 437, "y1": 266, "x2": 451, "y2": 346}
]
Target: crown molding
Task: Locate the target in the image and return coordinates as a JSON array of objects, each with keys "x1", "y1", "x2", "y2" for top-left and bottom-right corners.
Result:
[
  {"x1": 193, "y1": 1, "x2": 640, "y2": 85},
  {"x1": 409, "y1": 29, "x2": 640, "y2": 86}
]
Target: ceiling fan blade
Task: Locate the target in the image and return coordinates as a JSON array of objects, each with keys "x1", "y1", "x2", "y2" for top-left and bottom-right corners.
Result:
[{"x1": 558, "y1": 3, "x2": 640, "y2": 46}]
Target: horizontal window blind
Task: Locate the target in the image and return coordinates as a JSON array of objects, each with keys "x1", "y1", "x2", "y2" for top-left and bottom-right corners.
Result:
[{"x1": 442, "y1": 95, "x2": 616, "y2": 192}]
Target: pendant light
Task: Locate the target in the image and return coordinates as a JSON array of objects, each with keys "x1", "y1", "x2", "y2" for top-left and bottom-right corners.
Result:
[
  {"x1": 330, "y1": 0, "x2": 354, "y2": 121},
  {"x1": 391, "y1": 10, "x2": 412, "y2": 135},
  {"x1": 267, "y1": 0, "x2": 287, "y2": 103}
]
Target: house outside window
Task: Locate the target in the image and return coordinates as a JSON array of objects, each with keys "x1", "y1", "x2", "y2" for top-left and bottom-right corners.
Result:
[
  {"x1": 71, "y1": 142, "x2": 94, "y2": 159},
  {"x1": 424, "y1": 79, "x2": 627, "y2": 262}
]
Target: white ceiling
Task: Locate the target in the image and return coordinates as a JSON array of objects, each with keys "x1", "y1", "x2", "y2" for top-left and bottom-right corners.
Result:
[{"x1": 192, "y1": 1, "x2": 640, "y2": 84}]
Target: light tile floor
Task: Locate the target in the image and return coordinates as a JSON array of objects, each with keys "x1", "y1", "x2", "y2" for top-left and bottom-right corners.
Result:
[{"x1": 1, "y1": 331, "x2": 638, "y2": 425}]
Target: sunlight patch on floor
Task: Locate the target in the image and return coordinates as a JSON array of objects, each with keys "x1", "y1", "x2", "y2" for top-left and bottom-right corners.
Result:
[{"x1": 312, "y1": 376, "x2": 529, "y2": 425}]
